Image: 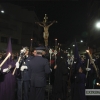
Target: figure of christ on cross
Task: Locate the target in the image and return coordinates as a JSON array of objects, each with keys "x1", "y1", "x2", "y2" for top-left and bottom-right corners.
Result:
[{"x1": 35, "y1": 14, "x2": 57, "y2": 47}]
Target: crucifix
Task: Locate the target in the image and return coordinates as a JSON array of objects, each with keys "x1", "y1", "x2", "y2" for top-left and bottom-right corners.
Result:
[
  {"x1": 44, "y1": 14, "x2": 48, "y2": 23},
  {"x1": 35, "y1": 14, "x2": 57, "y2": 47}
]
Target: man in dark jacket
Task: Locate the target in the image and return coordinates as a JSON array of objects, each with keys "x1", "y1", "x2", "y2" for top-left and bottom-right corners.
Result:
[
  {"x1": 29, "y1": 47, "x2": 51, "y2": 100},
  {"x1": 16, "y1": 47, "x2": 32, "y2": 100}
]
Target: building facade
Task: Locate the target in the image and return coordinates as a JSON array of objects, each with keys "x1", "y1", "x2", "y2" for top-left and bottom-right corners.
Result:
[{"x1": 0, "y1": 3, "x2": 40, "y2": 53}]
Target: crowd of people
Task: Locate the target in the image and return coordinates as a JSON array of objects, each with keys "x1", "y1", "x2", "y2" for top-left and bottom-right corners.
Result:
[
  {"x1": 0, "y1": 38, "x2": 51, "y2": 100},
  {"x1": 0, "y1": 38, "x2": 100, "y2": 100}
]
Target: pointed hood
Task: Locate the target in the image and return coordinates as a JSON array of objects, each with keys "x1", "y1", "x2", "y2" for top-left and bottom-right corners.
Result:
[
  {"x1": 74, "y1": 39, "x2": 79, "y2": 60},
  {"x1": 73, "y1": 39, "x2": 83, "y2": 71},
  {"x1": 6, "y1": 37, "x2": 12, "y2": 63},
  {"x1": 6, "y1": 37, "x2": 12, "y2": 54}
]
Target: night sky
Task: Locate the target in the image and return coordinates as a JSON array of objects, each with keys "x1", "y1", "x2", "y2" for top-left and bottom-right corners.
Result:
[
  {"x1": 8, "y1": 1, "x2": 88, "y2": 44},
  {"x1": 33, "y1": 1, "x2": 87, "y2": 44}
]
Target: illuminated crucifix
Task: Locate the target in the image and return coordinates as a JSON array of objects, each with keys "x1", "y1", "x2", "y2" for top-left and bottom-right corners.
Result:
[{"x1": 35, "y1": 14, "x2": 57, "y2": 47}]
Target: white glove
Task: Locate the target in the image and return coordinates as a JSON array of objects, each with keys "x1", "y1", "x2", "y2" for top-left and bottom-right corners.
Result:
[
  {"x1": 16, "y1": 62, "x2": 19, "y2": 68},
  {"x1": 3, "y1": 68, "x2": 9, "y2": 72},
  {"x1": 20, "y1": 66, "x2": 28, "y2": 71},
  {"x1": 20, "y1": 48, "x2": 26, "y2": 54},
  {"x1": 74, "y1": 62, "x2": 76, "y2": 64},
  {"x1": 68, "y1": 67, "x2": 70, "y2": 70},
  {"x1": 86, "y1": 68, "x2": 91, "y2": 71},
  {"x1": 93, "y1": 59, "x2": 95, "y2": 61}
]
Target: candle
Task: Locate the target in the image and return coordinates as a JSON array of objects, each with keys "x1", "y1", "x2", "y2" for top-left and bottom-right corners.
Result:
[
  {"x1": 12, "y1": 56, "x2": 21, "y2": 75},
  {"x1": 55, "y1": 39, "x2": 57, "y2": 46},
  {"x1": 0, "y1": 53, "x2": 11, "y2": 68},
  {"x1": 86, "y1": 50, "x2": 98, "y2": 77}
]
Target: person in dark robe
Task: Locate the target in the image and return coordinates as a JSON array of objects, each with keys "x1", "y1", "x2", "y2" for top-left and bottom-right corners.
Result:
[
  {"x1": 51, "y1": 58, "x2": 56, "y2": 85},
  {"x1": 84, "y1": 53, "x2": 98, "y2": 100},
  {"x1": 70, "y1": 40, "x2": 86, "y2": 100},
  {"x1": 73, "y1": 66, "x2": 87, "y2": 100},
  {"x1": 0, "y1": 37, "x2": 16, "y2": 100},
  {"x1": 86, "y1": 61, "x2": 96, "y2": 89},
  {"x1": 53, "y1": 52, "x2": 68, "y2": 100}
]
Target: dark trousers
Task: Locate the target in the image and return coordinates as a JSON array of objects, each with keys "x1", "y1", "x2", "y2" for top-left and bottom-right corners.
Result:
[
  {"x1": 62, "y1": 81, "x2": 67, "y2": 100},
  {"x1": 17, "y1": 80, "x2": 30, "y2": 100},
  {"x1": 71, "y1": 83, "x2": 75, "y2": 100},
  {"x1": 29, "y1": 86, "x2": 45, "y2": 100}
]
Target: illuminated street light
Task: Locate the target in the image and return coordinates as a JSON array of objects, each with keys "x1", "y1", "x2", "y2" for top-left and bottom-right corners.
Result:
[
  {"x1": 1, "y1": 10, "x2": 4, "y2": 13},
  {"x1": 73, "y1": 44, "x2": 75, "y2": 47},
  {"x1": 95, "y1": 21, "x2": 100, "y2": 28},
  {"x1": 55, "y1": 38, "x2": 57, "y2": 45},
  {"x1": 30, "y1": 38, "x2": 33, "y2": 50},
  {"x1": 80, "y1": 40, "x2": 83, "y2": 43},
  {"x1": 55, "y1": 38, "x2": 57, "y2": 50}
]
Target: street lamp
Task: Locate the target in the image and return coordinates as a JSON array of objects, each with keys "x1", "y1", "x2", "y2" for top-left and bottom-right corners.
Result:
[
  {"x1": 80, "y1": 40, "x2": 83, "y2": 43},
  {"x1": 30, "y1": 38, "x2": 33, "y2": 51},
  {"x1": 73, "y1": 44, "x2": 75, "y2": 47},
  {"x1": 55, "y1": 38, "x2": 57, "y2": 45},
  {"x1": 95, "y1": 21, "x2": 100, "y2": 29},
  {"x1": 1, "y1": 10, "x2": 4, "y2": 13},
  {"x1": 55, "y1": 38, "x2": 57, "y2": 50}
]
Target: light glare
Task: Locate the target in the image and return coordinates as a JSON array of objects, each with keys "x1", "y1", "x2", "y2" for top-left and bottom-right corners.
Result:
[
  {"x1": 80, "y1": 40, "x2": 83, "y2": 43},
  {"x1": 96, "y1": 22, "x2": 100, "y2": 28},
  {"x1": 73, "y1": 45, "x2": 75, "y2": 47},
  {"x1": 1, "y1": 10, "x2": 4, "y2": 13}
]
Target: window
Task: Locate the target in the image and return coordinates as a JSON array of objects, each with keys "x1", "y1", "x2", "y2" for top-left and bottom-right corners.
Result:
[
  {"x1": 1, "y1": 37, "x2": 7, "y2": 43},
  {"x1": 1, "y1": 37, "x2": 18, "y2": 44},
  {"x1": 11, "y1": 38, "x2": 18, "y2": 44}
]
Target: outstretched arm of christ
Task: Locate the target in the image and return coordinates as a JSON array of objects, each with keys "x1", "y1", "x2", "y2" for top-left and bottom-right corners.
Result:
[
  {"x1": 48, "y1": 20, "x2": 57, "y2": 27},
  {"x1": 35, "y1": 22, "x2": 44, "y2": 27}
]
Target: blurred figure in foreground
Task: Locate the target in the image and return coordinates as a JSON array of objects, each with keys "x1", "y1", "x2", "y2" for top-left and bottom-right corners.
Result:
[{"x1": 0, "y1": 37, "x2": 16, "y2": 100}]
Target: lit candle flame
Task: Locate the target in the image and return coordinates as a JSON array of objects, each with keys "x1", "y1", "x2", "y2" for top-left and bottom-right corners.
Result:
[
  {"x1": 9, "y1": 52, "x2": 11, "y2": 55},
  {"x1": 8, "y1": 53, "x2": 11, "y2": 58},
  {"x1": 96, "y1": 83, "x2": 99, "y2": 85},
  {"x1": 86, "y1": 50, "x2": 89, "y2": 52}
]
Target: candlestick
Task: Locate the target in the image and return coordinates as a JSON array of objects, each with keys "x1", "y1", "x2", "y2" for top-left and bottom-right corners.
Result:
[{"x1": 0, "y1": 53, "x2": 11, "y2": 68}]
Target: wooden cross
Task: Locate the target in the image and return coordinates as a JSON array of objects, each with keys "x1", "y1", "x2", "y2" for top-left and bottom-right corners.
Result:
[{"x1": 44, "y1": 14, "x2": 48, "y2": 23}]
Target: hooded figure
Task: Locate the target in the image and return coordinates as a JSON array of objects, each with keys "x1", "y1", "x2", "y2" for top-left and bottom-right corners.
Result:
[
  {"x1": 0, "y1": 37, "x2": 16, "y2": 100},
  {"x1": 53, "y1": 52, "x2": 68, "y2": 100},
  {"x1": 73, "y1": 64, "x2": 87, "y2": 100},
  {"x1": 70, "y1": 40, "x2": 86, "y2": 100}
]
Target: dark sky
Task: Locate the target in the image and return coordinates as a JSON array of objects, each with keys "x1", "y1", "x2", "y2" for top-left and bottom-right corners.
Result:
[
  {"x1": 9, "y1": 1, "x2": 88, "y2": 44},
  {"x1": 33, "y1": 2, "x2": 87, "y2": 44}
]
